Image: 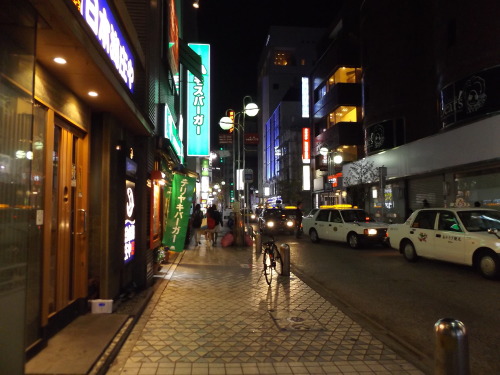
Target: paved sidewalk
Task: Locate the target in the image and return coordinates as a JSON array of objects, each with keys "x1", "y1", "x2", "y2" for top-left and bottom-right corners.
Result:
[{"x1": 106, "y1": 240, "x2": 425, "y2": 375}]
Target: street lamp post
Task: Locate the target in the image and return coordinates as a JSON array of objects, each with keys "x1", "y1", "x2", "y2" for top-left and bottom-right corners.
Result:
[
  {"x1": 320, "y1": 146, "x2": 343, "y2": 205},
  {"x1": 219, "y1": 96, "x2": 259, "y2": 246}
]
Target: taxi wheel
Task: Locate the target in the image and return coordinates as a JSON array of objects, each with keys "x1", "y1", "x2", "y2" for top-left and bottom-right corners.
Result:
[
  {"x1": 476, "y1": 251, "x2": 500, "y2": 280},
  {"x1": 310, "y1": 229, "x2": 320, "y2": 243},
  {"x1": 402, "y1": 240, "x2": 418, "y2": 262},
  {"x1": 347, "y1": 232, "x2": 359, "y2": 249}
]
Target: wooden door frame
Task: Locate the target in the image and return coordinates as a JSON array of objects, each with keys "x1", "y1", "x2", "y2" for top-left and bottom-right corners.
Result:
[{"x1": 41, "y1": 109, "x2": 89, "y2": 325}]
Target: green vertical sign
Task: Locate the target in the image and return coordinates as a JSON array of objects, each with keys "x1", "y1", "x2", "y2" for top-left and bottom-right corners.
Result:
[{"x1": 163, "y1": 173, "x2": 196, "y2": 252}]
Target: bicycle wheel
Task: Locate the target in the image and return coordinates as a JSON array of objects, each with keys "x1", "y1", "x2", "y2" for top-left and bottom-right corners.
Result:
[
  {"x1": 263, "y1": 249, "x2": 273, "y2": 285},
  {"x1": 273, "y1": 245, "x2": 283, "y2": 276}
]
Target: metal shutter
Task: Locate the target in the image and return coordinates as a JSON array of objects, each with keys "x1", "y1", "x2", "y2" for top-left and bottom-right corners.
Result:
[{"x1": 408, "y1": 175, "x2": 444, "y2": 211}]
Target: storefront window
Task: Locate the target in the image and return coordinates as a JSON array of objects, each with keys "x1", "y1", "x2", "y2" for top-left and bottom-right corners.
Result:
[
  {"x1": 338, "y1": 145, "x2": 358, "y2": 163},
  {"x1": 454, "y1": 172, "x2": 500, "y2": 209},
  {"x1": 328, "y1": 67, "x2": 362, "y2": 87},
  {"x1": 0, "y1": 0, "x2": 37, "y2": 371},
  {"x1": 369, "y1": 183, "x2": 406, "y2": 223},
  {"x1": 328, "y1": 106, "x2": 358, "y2": 127}
]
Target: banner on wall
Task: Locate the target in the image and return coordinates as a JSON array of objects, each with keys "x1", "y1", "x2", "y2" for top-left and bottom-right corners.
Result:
[{"x1": 163, "y1": 173, "x2": 196, "y2": 252}]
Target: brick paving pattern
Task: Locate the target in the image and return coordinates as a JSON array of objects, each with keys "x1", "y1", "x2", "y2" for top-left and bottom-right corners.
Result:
[{"x1": 106, "y1": 242, "x2": 424, "y2": 375}]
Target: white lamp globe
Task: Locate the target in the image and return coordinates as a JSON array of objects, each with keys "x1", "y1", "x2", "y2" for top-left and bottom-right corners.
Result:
[
  {"x1": 319, "y1": 146, "x2": 329, "y2": 156},
  {"x1": 245, "y1": 102, "x2": 259, "y2": 117},
  {"x1": 333, "y1": 154, "x2": 343, "y2": 164},
  {"x1": 219, "y1": 116, "x2": 233, "y2": 130}
]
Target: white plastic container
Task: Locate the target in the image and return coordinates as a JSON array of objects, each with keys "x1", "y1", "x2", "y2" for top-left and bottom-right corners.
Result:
[{"x1": 90, "y1": 299, "x2": 113, "y2": 313}]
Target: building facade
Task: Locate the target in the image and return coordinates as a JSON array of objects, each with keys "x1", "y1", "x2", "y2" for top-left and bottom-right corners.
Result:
[
  {"x1": 0, "y1": 0, "x2": 201, "y2": 373},
  {"x1": 342, "y1": 0, "x2": 500, "y2": 223},
  {"x1": 257, "y1": 26, "x2": 325, "y2": 210},
  {"x1": 308, "y1": 1, "x2": 363, "y2": 209}
]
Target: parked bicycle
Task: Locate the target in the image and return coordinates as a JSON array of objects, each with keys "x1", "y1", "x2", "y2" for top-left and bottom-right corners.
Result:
[{"x1": 262, "y1": 235, "x2": 283, "y2": 285}]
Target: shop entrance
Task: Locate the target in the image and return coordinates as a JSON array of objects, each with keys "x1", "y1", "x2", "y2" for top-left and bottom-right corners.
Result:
[{"x1": 47, "y1": 118, "x2": 88, "y2": 317}]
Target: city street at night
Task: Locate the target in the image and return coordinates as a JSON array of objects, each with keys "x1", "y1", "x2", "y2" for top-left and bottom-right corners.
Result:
[
  {"x1": 3, "y1": 1, "x2": 500, "y2": 374},
  {"x1": 285, "y1": 234, "x2": 500, "y2": 375}
]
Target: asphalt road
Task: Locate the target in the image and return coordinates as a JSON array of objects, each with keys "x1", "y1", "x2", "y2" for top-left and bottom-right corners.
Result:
[{"x1": 268, "y1": 233, "x2": 500, "y2": 375}]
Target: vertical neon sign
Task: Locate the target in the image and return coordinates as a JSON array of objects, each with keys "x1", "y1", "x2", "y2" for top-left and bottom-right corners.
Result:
[
  {"x1": 124, "y1": 180, "x2": 136, "y2": 263},
  {"x1": 187, "y1": 43, "x2": 210, "y2": 156},
  {"x1": 165, "y1": 104, "x2": 184, "y2": 163},
  {"x1": 302, "y1": 128, "x2": 310, "y2": 162}
]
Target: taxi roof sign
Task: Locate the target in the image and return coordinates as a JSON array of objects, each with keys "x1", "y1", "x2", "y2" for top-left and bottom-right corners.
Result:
[{"x1": 319, "y1": 204, "x2": 357, "y2": 209}]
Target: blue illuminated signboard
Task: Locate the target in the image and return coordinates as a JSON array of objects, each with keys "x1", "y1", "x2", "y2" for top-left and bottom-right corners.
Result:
[
  {"x1": 187, "y1": 43, "x2": 210, "y2": 156},
  {"x1": 80, "y1": 0, "x2": 135, "y2": 92}
]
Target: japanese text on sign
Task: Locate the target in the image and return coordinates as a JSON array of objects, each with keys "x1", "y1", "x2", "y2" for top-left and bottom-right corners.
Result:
[{"x1": 80, "y1": 0, "x2": 135, "y2": 92}]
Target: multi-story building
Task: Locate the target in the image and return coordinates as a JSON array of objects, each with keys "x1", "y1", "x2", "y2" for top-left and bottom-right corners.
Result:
[
  {"x1": 257, "y1": 26, "x2": 325, "y2": 209},
  {"x1": 0, "y1": 0, "x2": 202, "y2": 372},
  {"x1": 343, "y1": 0, "x2": 500, "y2": 223},
  {"x1": 308, "y1": 1, "x2": 363, "y2": 209}
]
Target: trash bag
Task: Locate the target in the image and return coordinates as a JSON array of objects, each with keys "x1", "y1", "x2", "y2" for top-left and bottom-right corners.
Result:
[
  {"x1": 221, "y1": 232, "x2": 234, "y2": 247},
  {"x1": 245, "y1": 234, "x2": 253, "y2": 246}
]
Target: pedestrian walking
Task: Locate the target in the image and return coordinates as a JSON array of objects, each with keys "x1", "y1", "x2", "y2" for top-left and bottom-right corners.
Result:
[
  {"x1": 205, "y1": 205, "x2": 216, "y2": 246},
  {"x1": 209, "y1": 204, "x2": 223, "y2": 245},
  {"x1": 191, "y1": 204, "x2": 203, "y2": 246},
  {"x1": 295, "y1": 201, "x2": 303, "y2": 238}
]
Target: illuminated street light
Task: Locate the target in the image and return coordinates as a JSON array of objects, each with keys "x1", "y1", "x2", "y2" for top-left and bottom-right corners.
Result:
[
  {"x1": 219, "y1": 116, "x2": 233, "y2": 131},
  {"x1": 244, "y1": 102, "x2": 259, "y2": 117},
  {"x1": 219, "y1": 96, "x2": 259, "y2": 246},
  {"x1": 333, "y1": 154, "x2": 343, "y2": 164},
  {"x1": 320, "y1": 145, "x2": 344, "y2": 205}
]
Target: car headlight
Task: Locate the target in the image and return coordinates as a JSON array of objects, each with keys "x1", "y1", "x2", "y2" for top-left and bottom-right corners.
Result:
[
  {"x1": 364, "y1": 228, "x2": 378, "y2": 236},
  {"x1": 251, "y1": 214, "x2": 256, "y2": 219},
  {"x1": 267, "y1": 221, "x2": 275, "y2": 228},
  {"x1": 286, "y1": 220, "x2": 294, "y2": 227}
]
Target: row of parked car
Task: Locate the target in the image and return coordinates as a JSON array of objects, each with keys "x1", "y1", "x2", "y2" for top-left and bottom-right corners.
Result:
[{"x1": 300, "y1": 205, "x2": 500, "y2": 280}]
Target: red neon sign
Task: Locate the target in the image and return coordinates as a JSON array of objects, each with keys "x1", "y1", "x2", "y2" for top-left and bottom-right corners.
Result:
[{"x1": 302, "y1": 128, "x2": 310, "y2": 160}]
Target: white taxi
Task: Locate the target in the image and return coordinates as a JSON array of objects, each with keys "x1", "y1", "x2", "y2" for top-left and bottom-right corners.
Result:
[
  {"x1": 387, "y1": 208, "x2": 500, "y2": 279},
  {"x1": 302, "y1": 205, "x2": 388, "y2": 248}
]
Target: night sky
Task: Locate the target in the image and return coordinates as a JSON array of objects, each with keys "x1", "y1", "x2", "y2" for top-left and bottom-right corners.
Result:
[{"x1": 196, "y1": 0, "x2": 338, "y2": 143}]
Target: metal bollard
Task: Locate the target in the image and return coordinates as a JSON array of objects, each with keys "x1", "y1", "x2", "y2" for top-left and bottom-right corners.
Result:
[
  {"x1": 434, "y1": 318, "x2": 470, "y2": 375},
  {"x1": 279, "y1": 243, "x2": 290, "y2": 276},
  {"x1": 255, "y1": 231, "x2": 262, "y2": 254}
]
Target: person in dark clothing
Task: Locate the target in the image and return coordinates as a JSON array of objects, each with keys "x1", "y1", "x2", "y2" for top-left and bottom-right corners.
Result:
[
  {"x1": 295, "y1": 201, "x2": 303, "y2": 238},
  {"x1": 207, "y1": 204, "x2": 223, "y2": 245},
  {"x1": 227, "y1": 212, "x2": 235, "y2": 230},
  {"x1": 191, "y1": 204, "x2": 203, "y2": 245}
]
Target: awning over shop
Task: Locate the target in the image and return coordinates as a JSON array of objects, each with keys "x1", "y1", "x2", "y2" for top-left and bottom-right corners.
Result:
[{"x1": 179, "y1": 38, "x2": 203, "y2": 82}]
